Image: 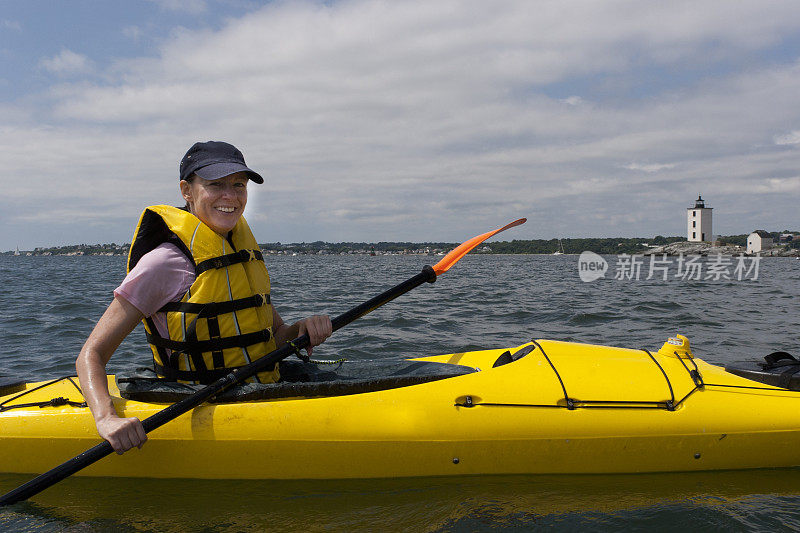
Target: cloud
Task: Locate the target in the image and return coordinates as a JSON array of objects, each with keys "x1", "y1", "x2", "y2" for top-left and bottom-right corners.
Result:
[
  {"x1": 560, "y1": 96, "x2": 585, "y2": 106},
  {"x1": 39, "y1": 49, "x2": 94, "y2": 76},
  {"x1": 774, "y1": 130, "x2": 800, "y2": 145},
  {"x1": 749, "y1": 177, "x2": 800, "y2": 193},
  {"x1": 2, "y1": 20, "x2": 21, "y2": 31},
  {"x1": 122, "y1": 26, "x2": 143, "y2": 41},
  {"x1": 49, "y1": 2, "x2": 800, "y2": 123},
  {"x1": 4, "y1": 0, "x2": 800, "y2": 249},
  {"x1": 147, "y1": 0, "x2": 207, "y2": 14},
  {"x1": 622, "y1": 162, "x2": 676, "y2": 173}
]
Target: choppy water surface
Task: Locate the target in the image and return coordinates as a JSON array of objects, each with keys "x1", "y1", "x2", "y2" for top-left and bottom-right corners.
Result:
[{"x1": 1, "y1": 254, "x2": 798, "y2": 531}]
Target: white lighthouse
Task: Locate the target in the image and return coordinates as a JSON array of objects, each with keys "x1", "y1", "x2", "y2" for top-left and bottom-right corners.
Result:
[{"x1": 687, "y1": 195, "x2": 712, "y2": 242}]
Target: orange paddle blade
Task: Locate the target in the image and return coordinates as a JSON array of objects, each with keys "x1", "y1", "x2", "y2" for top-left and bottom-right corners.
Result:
[{"x1": 432, "y1": 218, "x2": 527, "y2": 276}]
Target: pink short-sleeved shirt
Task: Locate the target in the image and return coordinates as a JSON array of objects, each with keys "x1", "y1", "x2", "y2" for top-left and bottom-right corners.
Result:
[{"x1": 114, "y1": 243, "x2": 195, "y2": 337}]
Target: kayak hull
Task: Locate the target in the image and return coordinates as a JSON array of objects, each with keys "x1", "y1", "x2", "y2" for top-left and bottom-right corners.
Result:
[{"x1": 2, "y1": 339, "x2": 800, "y2": 479}]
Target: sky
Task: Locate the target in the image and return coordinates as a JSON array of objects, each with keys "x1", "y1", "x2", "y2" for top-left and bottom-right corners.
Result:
[{"x1": 1, "y1": 0, "x2": 799, "y2": 251}]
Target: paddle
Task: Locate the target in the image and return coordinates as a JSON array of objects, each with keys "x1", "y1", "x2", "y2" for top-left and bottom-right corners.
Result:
[{"x1": 0, "y1": 217, "x2": 525, "y2": 505}]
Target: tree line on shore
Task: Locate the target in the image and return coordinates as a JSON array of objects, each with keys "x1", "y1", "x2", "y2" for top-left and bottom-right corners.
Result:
[{"x1": 5, "y1": 231, "x2": 798, "y2": 256}]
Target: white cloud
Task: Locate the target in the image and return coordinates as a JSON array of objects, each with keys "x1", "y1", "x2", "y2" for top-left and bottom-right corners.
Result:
[
  {"x1": 622, "y1": 162, "x2": 676, "y2": 173},
  {"x1": 750, "y1": 177, "x2": 800, "y2": 193},
  {"x1": 774, "y1": 130, "x2": 800, "y2": 145},
  {"x1": 147, "y1": 0, "x2": 207, "y2": 14},
  {"x1": 50, "y1": 2, "x2": 800, "y2": 123},
  {"x1": 560, "y1": 96, "x2": 584, "y2": 106},
  {"x1": 39, "y1": 49, "x2": 94, "y2": 76},
  {"x1": 4, "y1": 0, "x2": 800, "y2": 248},
  {"x1": 2, "y1": 20, "x2": 22, "y2": 31},
  {"x1": 122, "y1": 26, "x2": 143, "y2": 41}
]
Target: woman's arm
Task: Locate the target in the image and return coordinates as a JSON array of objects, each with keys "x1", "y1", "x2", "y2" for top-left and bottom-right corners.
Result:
[{"x1": 76, "y1": 296, "x2": 148, "y2": 454}]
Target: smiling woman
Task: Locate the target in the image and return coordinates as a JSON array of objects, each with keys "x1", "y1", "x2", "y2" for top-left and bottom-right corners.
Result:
[{"x1": 74, "y1": 141, "x2": 332, "y2": 456}]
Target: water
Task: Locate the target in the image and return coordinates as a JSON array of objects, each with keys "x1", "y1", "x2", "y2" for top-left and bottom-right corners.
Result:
[{"x1": 1, "y1": 254, "x2": 799, "y2": 531}]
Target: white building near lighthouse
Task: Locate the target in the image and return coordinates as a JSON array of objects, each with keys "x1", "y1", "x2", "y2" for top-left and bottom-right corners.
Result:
[
  {"x1": 687, "y1": 195, "x2": 712, "y2": 242},
  {"x1": 747, "y1": 230, "x2": 773, "y2": 254}
]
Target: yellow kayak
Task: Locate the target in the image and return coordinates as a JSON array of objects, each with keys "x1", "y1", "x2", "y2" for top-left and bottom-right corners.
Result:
[{"x1": 2, "y1": 335, "x2": 799, "y2": 479}]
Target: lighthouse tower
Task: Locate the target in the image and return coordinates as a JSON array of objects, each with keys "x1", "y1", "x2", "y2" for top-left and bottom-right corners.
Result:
[{"x1": 687, "y1": 195, "x2": 712, "y2": 242}]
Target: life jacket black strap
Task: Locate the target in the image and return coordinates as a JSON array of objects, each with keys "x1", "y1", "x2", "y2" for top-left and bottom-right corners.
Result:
[
  {"x1": 185, "y1": 348, "x2": 209, "y2": 384},
  {"x1": 206, "y1": 315, "x2": 225, "y2": 370},
  {"x1": 153, "y1": 363, "x2": 234, "y2": 384},
  {"x1": 144, "y1": 316, "x2": 175, "y2": 371},
  {"x1": 145, "y1": 328, "x2": 272, "y2": 353},
  {"x1": 153, "y1": 361, "x2": 276, "y2": 384},
  {"x1": 158, "y1": 293, "x2": 270, "y2": 315},
  {"x1": 195, "y1": 249, "x2": 263, "y2": 276}
]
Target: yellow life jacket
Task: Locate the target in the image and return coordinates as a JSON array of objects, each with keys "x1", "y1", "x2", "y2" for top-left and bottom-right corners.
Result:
[{"x1": 127, "y1": 205, "x2": 279, "y2": 384}]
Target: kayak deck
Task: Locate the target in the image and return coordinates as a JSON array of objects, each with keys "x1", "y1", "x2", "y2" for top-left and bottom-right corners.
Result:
[{"x1": 2, "y1": 339, "x2": 800, "y2": 479}]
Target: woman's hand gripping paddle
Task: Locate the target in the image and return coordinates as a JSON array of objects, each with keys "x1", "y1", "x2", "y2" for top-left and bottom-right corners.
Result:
[{"x1": 0, "y1": 217, "x2": 525, "y2": 505}]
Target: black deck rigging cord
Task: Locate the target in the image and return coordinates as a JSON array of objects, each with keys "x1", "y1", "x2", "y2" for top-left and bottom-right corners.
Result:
[{"x1": 0, "y1": 377, "x2": 87, "y2": 412}]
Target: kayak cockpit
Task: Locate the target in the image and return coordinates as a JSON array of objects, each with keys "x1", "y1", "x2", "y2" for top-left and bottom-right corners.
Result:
[
  {"x1": 725, "y1": 351, "x2": 800, "y2": 391},
  {"x1": 117, "y1": 357, "x2": 481, "y2": 404}
]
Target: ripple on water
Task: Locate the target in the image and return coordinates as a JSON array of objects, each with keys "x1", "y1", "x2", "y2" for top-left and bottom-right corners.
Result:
[
  {"x1": 631, "y1": 301, "x2": 682, "y2": 313},
  {"x1": 568, "y1": 312, "x2": 624, "y2": 325}
]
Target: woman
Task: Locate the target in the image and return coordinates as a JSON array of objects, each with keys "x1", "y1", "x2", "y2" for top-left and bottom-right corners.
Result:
[{"x1": 76, "y1": 141, "x2": 332, "y2": 454}]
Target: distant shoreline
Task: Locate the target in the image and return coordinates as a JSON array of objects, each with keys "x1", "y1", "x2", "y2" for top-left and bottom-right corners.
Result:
[{"x1": 5, "y1": 232, "x2": 798, "y2": 257}]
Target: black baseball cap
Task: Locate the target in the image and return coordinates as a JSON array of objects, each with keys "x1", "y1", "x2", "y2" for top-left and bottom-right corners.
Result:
[{"x1": 179, "y1": 141, "x2": 264, "y2": 184}]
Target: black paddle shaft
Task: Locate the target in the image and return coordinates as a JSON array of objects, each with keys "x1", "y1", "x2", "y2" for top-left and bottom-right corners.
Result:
[{"x1": 0, "y1": 265, "x2": 436, "y2": 506}]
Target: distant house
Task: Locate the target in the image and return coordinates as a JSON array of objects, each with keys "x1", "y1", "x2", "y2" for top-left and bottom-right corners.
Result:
[
  {"x1": 747, "y1": 230, "x2": 773, "y2": 254},
  {"x1": 779, "y1": 234, "x2": 794, "y2": 243}
]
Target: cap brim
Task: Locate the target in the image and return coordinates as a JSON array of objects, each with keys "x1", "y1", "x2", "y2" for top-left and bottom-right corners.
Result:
[{"x1": 194, "y1": 162, "x2": 264, "y2": 184}]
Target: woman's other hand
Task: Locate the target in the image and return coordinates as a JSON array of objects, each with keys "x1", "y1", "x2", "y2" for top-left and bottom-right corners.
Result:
[
  {"x1": 96, "y1": 414, "x2": 148, "y2": 454},
  {"x1": 297, "y1": 315, "x2": 332, "y2": 357}
]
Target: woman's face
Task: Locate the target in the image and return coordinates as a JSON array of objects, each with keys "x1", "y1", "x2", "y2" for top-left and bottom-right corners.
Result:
[{"x1": 180, "y1": 172, "x2": 249, "y2": 235}]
